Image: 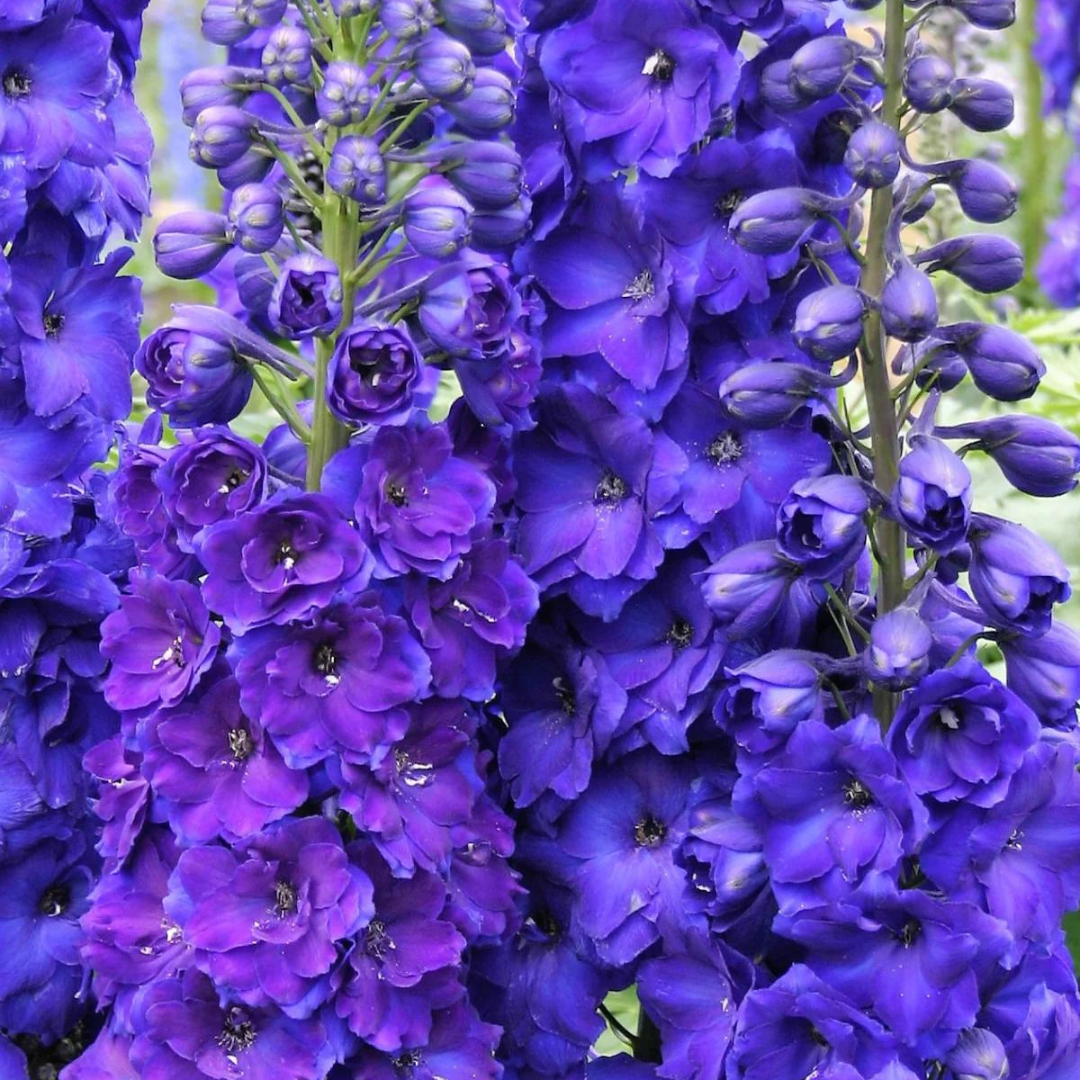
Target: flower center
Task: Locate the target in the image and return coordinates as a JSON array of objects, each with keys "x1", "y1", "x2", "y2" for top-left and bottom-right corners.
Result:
[
  {"x1": 642, "y1": 48, "x2": 675, "y2": 81},
  {"x1": 39, "y1": 883, "x2": 69, "y2": 917},
  {"x1": 43, "y1": 312, "x2": 65, "y2": 338},
  {"x1": 228, "y1": 728, "x2": 254, "y2": 761},
  {"x1": 273, "y1": 880, "x2": 298, "y2": 917},
  {"x1": 2, "y1": 68, "x2": 31, "y2": 99},
  {"x1": 622, "y1": 268, "x2": 655, "y2": 301},
  {"x1": 843, "y1": 779, "x2": 874, "y2": 812},
  {"x1": 387, "y1": 482, "x2": 409, "y2": 507},
  {"x1": 365, "y1": 918, "x2": 390, "y2": 959},
  {"x1": 533, "y1": 909, "x2": 560, "y2": 938},
  {"x1": 667, "y1": 618, "x2": 694, "y2": 649},
  {"x1": 314, "y1": 643, "x2": 339, "y2": 685},
  {"x1": 707, "y1": 431, "x2": 744, "y2": 465},
  {"x1": 936, "y1": 705, "x2": 961, "y2": 731},
  {"x1": 897, "y1": 919, "x2": 920, "y2": 948},
  {"x1": 218, "y1": 1010, "x2": 257, "y2": 1053},
  {"x1": 218, "y1": 468, "x2": 248, "y2": 494},
  {"x1": 634, "y1": 814, "x2": 667, "y2": 847},
  {"x1": 275, "y1": 541, "x2": 297, "y2": 570},
  {"x1": 552, "y1": 675, "x2": 576, "y2": 715},
  {"x1": 395, "y1": 748, "x2": 434, "y2": 787},
  {"x1": 715, "y1": 190, "x2": 742, "y2": 217},
  {"x1": 393, "y1": 1050, "x2": 424, "y2": 1074},
  {"x1": 1007, "y1": 829, "x2": 1024, "y2": 851},
  {"x1": 594, "y1": 470, "x2": 629, "y2": 504},
  {"x1": 151, "y1": 635, "x2": 186, "y2": 671}
]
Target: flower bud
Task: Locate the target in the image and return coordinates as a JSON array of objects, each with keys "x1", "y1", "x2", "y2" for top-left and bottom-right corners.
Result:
[
  {"x1": 404, "y1": 178, "x2": 473, "y2": 259},
  {"x1": 904, "y1": 54, "x2": 955, "y2": 113},
  {"x1": 866, "y1": 608, "x2": 933, "y2": 690},
  {"x1": 316, "y1": 62, "x2": 372, "y2": 126},
  {"x1": 945, "y1": 323, "x2": 1045, "y2": 401},
  {"x1": 701, "y1": 541, "x2": 799, "y2": 638},
  {"x1": 445, "y1": 68, "x2": 516, "y2": 134},
  {"x1": 382, "y1": 0, "x2": 437, "y2": 39},
  {"x1": 897, "y1": 337, "x2": 969, "y2": 392},
  {"x1": 189, "y1": 105, "x2": 256, "y2": 169},
  {"x1": 944, "y1": 1028, "x2": 1010, "y2": 1080},
  {"x1": 201, "y1": 0, "x2": 252, "y2": 45},
  {"x1": 946, "y1": 159, "x2": 1017, "y2": 224},
  {"x1": 217, "y1": 145, "x2": 273, "y2": 190},
  {"x1": 844, "y1": 120, "x2": 901, "y2": 188},
  {"x1": 717, "y1": 362, "x2": 825, "y2": 427},
  {"x1": 439, "y1": 0, "x2": 511, "y2": 55},
  {"x1": 326, "y1": 136, "x2": 386, "y2": 204},
  {"x1": 794, "y1": 285, "x2": 867, "y2": 362},
  {"x1": 235, "y1": 254, "x2": 275, "y2": 315},
  {"x1": 327, "y1": 322, "x2": 423, "y2": 426},
  {"x1": 948, "y1": 77, "x2": 1014, "y2": 132},
  {"x1": 968, "y1": 513, "x2": 1071, "y2": 635},
  {"x1": 240, "y1": 0, "x2": 289, "y2": 27},
  {"x1": 760, "y1": 60, "x2": 806, "y2": 113},
  {"x1": 154, "y1": 210, "x2": 231, "y2": 280},
  {"x1": 444, "y1": 140, "x2": 522, "y2": 208},
  {"x1": 414, "y1": 31, "x2": 476, "y2": 101},
  {"x1": 227, "y1": 182, "x2": 284, "y2": 254},
  {"x1": 269, "y1": 254, "x2": 343, "y2": 339},
  {"x1": 470, "y1": 197, "x2": 531, "y2": 251},
  {"x1": 946, "y1": 0, "x2": 1015, "y2": 29},
  {"x1": 262, "y1": 25, "x2": 312, "y2": 86},
  {"x1": 333, "y1": 0, "x2": 377, "y2": 13},
  {"x1": 716, "y1": 651, "x2": 823, "y2": 754},
  {"x1": 881, "y1": 263, "x2": 939, "y2": 342},
  {"x1": 893, "y1": 434, "x2": 972, "y2": 552},
  {"x1": 180, "y1": 65, "x2": 253, "y2": 126},
  {"x1": 902, "y1": 184, "x2": 937, "y2": 224},
  {"x1": 731, "y1": 187, "x2": 831, "y2": 255},
  {"x1": 777, "y1": 474, "x2": 869, "y2": 578},
  {"x1": 913, "y1": 235, "x2": 1023, "y2": 294},
  {"x1": 789, "y1": 37, "x2": 863, "y2": 101},
  {"x1": 1001, "y1": 620, "x2": 1080, "y2": 723},
  {"x1": 935, "y1": 415, "x2": 1080, "y2": 497}
]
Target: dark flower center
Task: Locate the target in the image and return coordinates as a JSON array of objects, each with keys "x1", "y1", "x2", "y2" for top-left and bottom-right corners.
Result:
[
  {"x1": 273, "y1": 880, "x2": 298, "y2": 917},
  {"x1": 228, "y1": 727, "x2": 254, "y2": 761},
  {"x1": 39, "y1": 884, "x2": 70, "y2": 918},
  {"x1": 387, "y1": 482, "x2": 409, "y2": 507},
  {"x1": 715, "y1": 190, "x2": 742, "y2": 217},
  {"x1": 533, "y1": 909, "x2": 560, "y2": 938},
  {"x1": 365, "y1": 918, "x2": 390, "y2": 959},
  {"x1": 552, "y1": 675, "x2": 576, "y2": 715},
  {"x1": 935, "y1": 705, "x2": 962, "y2": 731},
  {"x1": 707, "y1": 431, "x2": 744, "y2": 465},
  {"x1": 2, "y1": 68, "x2": 31, "y2": 99},
  {"x1": 897, "y1": 919, "x2": 921, "y2": 948},
  {"x1": 218, "y1": 1010, "x2": 257, "y2": 1053},
  {"x1": 219, "y1": 468, "x2": 248, "y2": 494},
  {"x1": 1007, "y1": 829, "x2": 1023, "y2": 851},
  {"x1": 634, "y1": 814, "x2": 667, "y2": 847},
  {"x1": 314, "y1": 643, "x2": 339, "y2": 682},
  {"x1": 667, "y1": 618, "x2": 694, "y2": 649},
  {"x1": 44, "y1": 312, "x2": 65, "y2": 339},
  {"x1": 151, "y1": 635, "x2": 186, "y2": 671},
  {"x1": 642, "y1": 48, "x2": 675, "y2": 82},
  {"x1": 622, "y1": 268, "x2": 655, "y2": 301},
  {"x1": 594, "y1": 470, "x2": 629, "y2": 504},
  {"x1": 393, "y1": 1050, "x2": 424, "y2": 1073},
  {"x1": 275, "y1": 541, "x2": 297, "y2": 569},
  {"x1": 843, "y1": 779, "x2": 874, "y2": 812}
]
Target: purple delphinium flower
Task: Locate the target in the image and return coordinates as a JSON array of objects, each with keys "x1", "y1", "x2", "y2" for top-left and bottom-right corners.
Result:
[
  {"x1": 886, "y1": 659, "x2": 1040, "y2": 807},
  {"x1": 197, "y1": 491, "x2": 374, "y2": 633},
  {"x1": 101, "y1": 572, "x2": 221, "y2": 712},
  {"x1": 326, "y1": 322, "x2": 424, "y2": 427},
  {"x1": 165, "y1": 816, "x2": 373, "y2": 1018},
  {"x1": 324, "y1": 423, "x2": 495, "y2": 581},
  {"x1": 268, "y1": 253, "x2": 343, "y2": 339},
  {"x1": 333, "y1": 844, "x2": 466, "y2": 1050},
  {"x1": 231, "y1": 595, "x2": 431, "y2": 769},
  {"x1": 138, "y1": 673, "x2": 309, "y2": 845}
]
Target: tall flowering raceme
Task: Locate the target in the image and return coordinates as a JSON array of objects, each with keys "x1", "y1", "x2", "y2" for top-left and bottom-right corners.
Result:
[
  {"x1": 486, "y1": 0, "x2": 1080, "y2": 1078},
  {"x1": 65, "y1": 2, "x2": 540, "y2": 1079},
  {"x1": 0, "y1": 0, "x2": 152, "y2": 1074}
]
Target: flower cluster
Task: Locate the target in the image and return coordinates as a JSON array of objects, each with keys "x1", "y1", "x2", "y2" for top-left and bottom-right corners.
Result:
[
  {"x1": 68, "y1": 1, "x2": 540, "y2": 1078},
  {"x1": 0, "y1": 0, "x2": 152, "y2": 1072},
  {"x1": 482, "y1": 0, "x2": 1080, "y2": 1077}
]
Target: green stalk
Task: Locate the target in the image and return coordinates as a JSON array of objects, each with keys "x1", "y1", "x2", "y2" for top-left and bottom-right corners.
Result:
[
  {"x1": 1019, "y1": 0, "x2": 1047, "y2": 292},
  {"x1": 857, "y1": 0, "x2": 908, "y2": 728}
]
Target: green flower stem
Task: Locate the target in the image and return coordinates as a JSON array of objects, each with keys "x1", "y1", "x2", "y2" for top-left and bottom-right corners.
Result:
[
  {"x1": 1019, "y1": 0, "x2": 1047, "y2": 292},
  {"x1": 857, "y1": 0, "x2": 908, "y2": 729}
]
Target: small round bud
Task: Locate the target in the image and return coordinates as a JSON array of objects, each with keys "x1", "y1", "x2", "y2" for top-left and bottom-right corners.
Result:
[
  {"x1": 843, "y1": 120, "x2": 901, "y2": 188},
  {"x1": 404, "y1": 178, "x2": 474, "y2": 259},
  {"x1": 904, "y1": 54, "x2": 955, "y2": 113},
  {"x1": 914, "y1": 235, "x2": 1023, "y2": 295},
  {"x1": 893, "y1": 434, "x2": 972, "y2": 553},
  {"x1": 444, "y1": 140, "x2": 522, "y2": 208},
  {"x1": 946, "y1": 0, "x2": 1015, "y2": 29},
  {"x1": 239, "y1": 0, "x2": 288, "y2": 28},
  {"x1": 948, "y1": 77, "x2": 1014, "y2": 132},
  {"x1": 333, "y1": 0, "x2": 378, "y2": 14},
  {"x1": 881, "y1": 264, "x2": 939, "y2": 343},
  {"x1": 382, "y1": 0, "x2": 437, "y2": 39},
  {"x1": 760, "y1": 60, "x2": 806, "y2": 113},
  {"x1": 793, "y1": 285, "x2": 867, "y2": 362},
  {"x1": 470, "y1": 197, "x2": 531, "y2": 251},
  {"x1": 326, "y1": 136, "x2": 386, "y2": 204},
  {"x1": 731, "y1": 188, "x2": 828, "y2": 255},
  {"x1": 316, "y1": 62, "x2": 372, "y2": 126},
  {"x1": 947, "y1": 323, "x2": 1045, "y2": 402},
  {"x1": 946, "y1": 159, "x2": 1017, "y2": 224},
  {"x1": 438, "y1": 0, "x2": 511, "y2": 55},
  {"x1": 414, "y1": 31, "x2": 476, "y2": 101},
  {"x1": 154, "y1": 211, "x2": 232, "y2": 280},
  {"x1": 180, "y1": 65, "x2": 253, "y2": 126},
  {"x1": 269, "y1": 254, "x2": 343, "y2": 339},
  {"x1": 866, "y1": 609, "x2": 933, "y2": 691},
  {"x1": 262, "y1": 26, "x2": 312, "y2": 86},
  {"x1": 189, "y1": 105, "x2": 256, "y2": 169},
  {"x1": 717, "y1": 362, "x2": 821, "y2": 427},
  {"x1": 201, "y1": 0, "x2": 251, "y2": 46},
  {"x1": 445, "y1": 68, "x2": 516, "y2": 134},
  {"x1": 217, "y1": 146, "x2": 273, "y2": 190},
  {"x1": 227, "y1": 183, "x2": 284, "y2": 254},
  {"x1": 789, "y1": 37, "x2": 862, "y2": 101}
]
